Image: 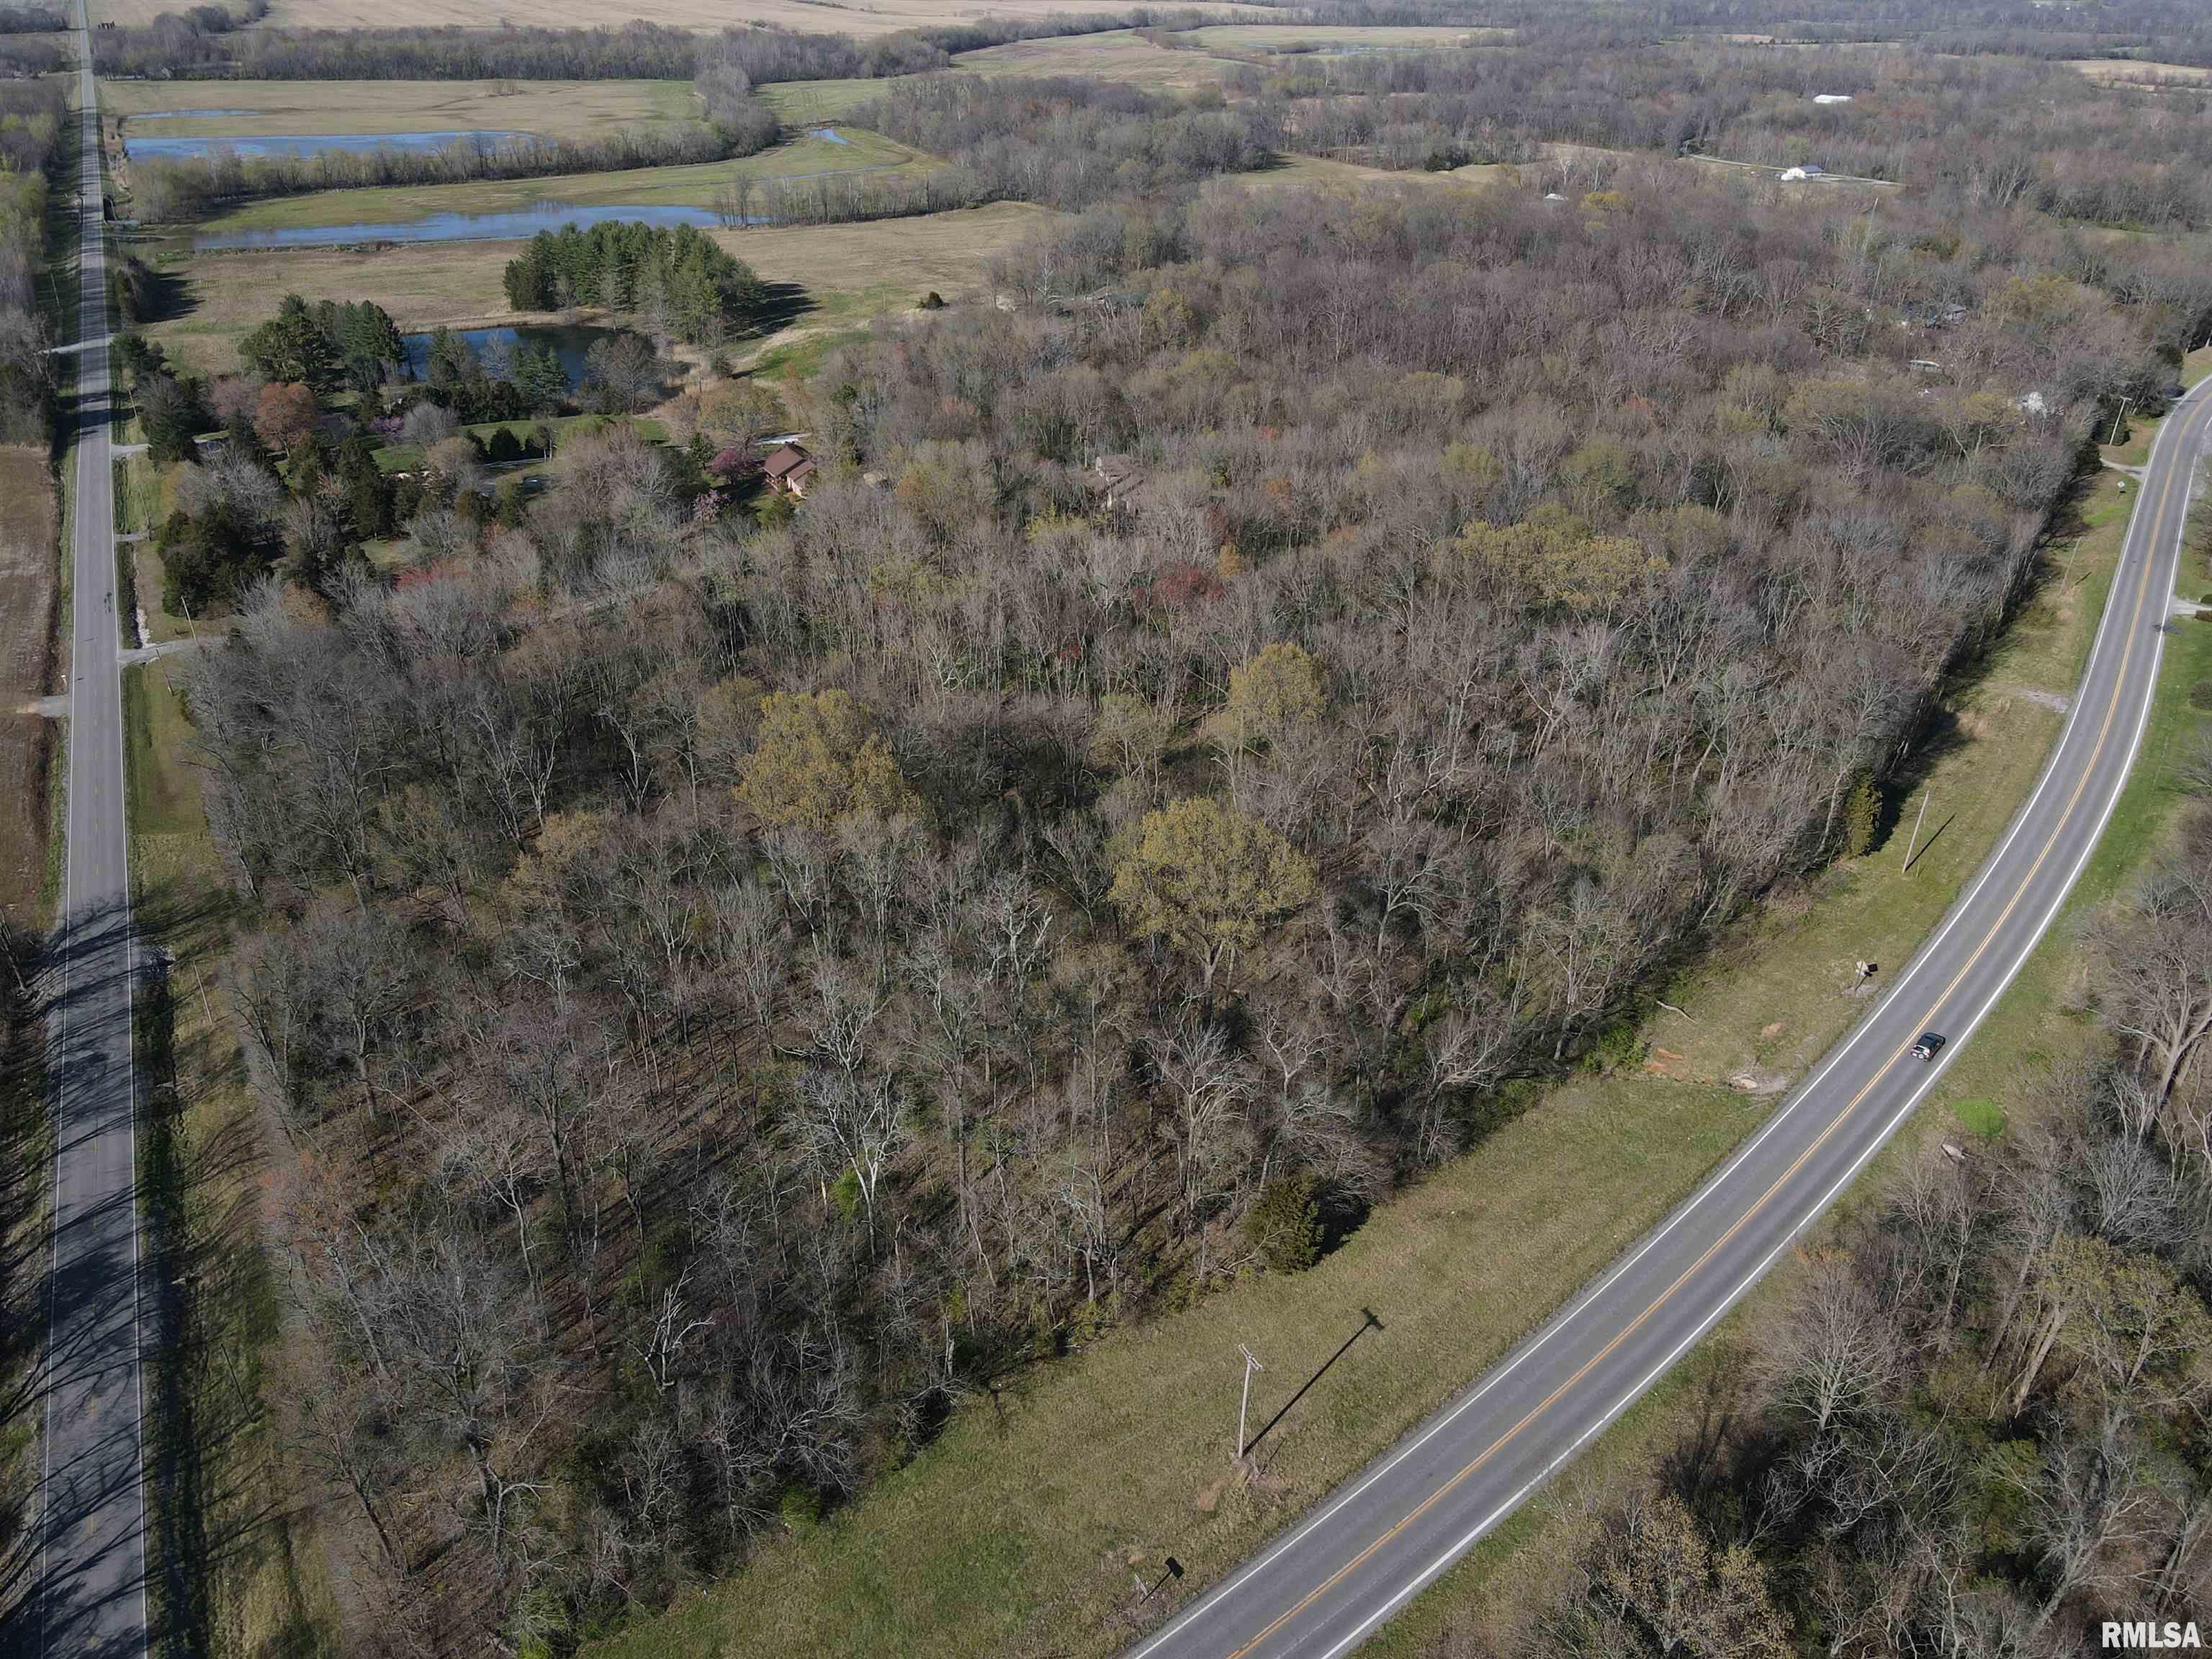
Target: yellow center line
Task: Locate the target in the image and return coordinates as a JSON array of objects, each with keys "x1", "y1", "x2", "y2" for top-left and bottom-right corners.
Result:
[{"x1": 1221, "y1": 400, "x2": 2202, "y2": 1659}]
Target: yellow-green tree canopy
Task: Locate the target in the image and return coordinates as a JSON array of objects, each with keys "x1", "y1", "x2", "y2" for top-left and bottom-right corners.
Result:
[
  {"x1": 1458, "y1": 503, "x2": 1665, "y2": 615},
  {"x1": 1225, "y1": 642, "x2": 1326, "y2": 739},
  {"x1": 736, "y1": 688, "x2": 920, "y2": 833},
  {"x1": 1110, "y1": 797, "x2": 1318, "y2": 994}
]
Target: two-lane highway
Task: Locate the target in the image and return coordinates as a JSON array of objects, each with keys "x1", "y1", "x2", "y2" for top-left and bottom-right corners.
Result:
[
  {"x1": 1131, "y1": 381, "x2": 2212, "y2": 1659},
  {"x1": 20, "y1": 8, "x2": 153, "y2": 1658}
]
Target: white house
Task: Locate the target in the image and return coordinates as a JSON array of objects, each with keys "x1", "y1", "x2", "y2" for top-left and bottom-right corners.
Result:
[{"x1": 1812, "y1": 92, "x2": 1853, "y2": 104}]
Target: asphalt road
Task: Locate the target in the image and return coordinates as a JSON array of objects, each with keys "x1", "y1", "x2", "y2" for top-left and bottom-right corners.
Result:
[
  {"x1": 17, "y1": 12, "x2": 151, "y2": 1658},
  {"x1": 1129, "y1": 382, "x2": 2212, "y2": 1659}
]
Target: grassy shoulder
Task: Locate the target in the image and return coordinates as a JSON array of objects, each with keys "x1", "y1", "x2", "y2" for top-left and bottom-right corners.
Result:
[
  {"x1": 123, "y1": 656, "x2": 336, "y2": 1659},
  {"x1": 102, "y1": 76, "x2": 698, "y2": 144},
  {"x1": 189, "y1": 127, "x2": 925, "y2": 238},
  {"x1": 583, "y1": 441, "x2": 2157, "y2": 1659}
]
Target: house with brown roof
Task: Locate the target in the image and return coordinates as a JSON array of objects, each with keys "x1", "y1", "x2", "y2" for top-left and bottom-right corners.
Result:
[
  {"x1": 763, "y1": 443, "x2": 817, "y2": 498},
  {"x1": 1089, "y1": 452, "x2": 1144, "y2": 511}
]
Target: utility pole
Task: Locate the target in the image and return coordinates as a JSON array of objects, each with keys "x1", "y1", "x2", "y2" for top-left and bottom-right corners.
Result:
[
  {"x1": 2108, "y1": 396, "x2": 2134, "y2": 447},
  {"x1": 1902, "y1": 789, "x2": 1930, "y2": 873},
  {"x1": 1235, "y1": 1345, "x2": 1264, "y2": 1466}
]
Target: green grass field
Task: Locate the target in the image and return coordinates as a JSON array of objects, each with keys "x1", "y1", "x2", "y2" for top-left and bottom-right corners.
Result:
[
  {"x1": 188, "y1": 127, "x2": 925, "y2": 238},
  {"x1": 103, "y1": 77, "x2": 699, "y2": 143},
  {"x1": 756, "y1": 78, "x2": 887, "y2": 125}
]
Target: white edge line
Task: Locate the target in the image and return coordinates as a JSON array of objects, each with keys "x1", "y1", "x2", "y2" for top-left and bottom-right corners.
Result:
[
  {"x1": 1124, "y1": 382, "x2": 2212, "y2": 1659},
  {"x1": 1306, "y1": 395, "x2": 2204, "y2": 1659}
]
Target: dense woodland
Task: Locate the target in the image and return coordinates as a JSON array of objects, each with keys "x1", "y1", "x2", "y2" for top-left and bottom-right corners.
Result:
[
  {"x1": 1, "y1": 0, "x2": 2201, "y2": 1653},
  {"x1": 163, "y1": 64, "x2": 2200, "y2": 1637},
  {"x1": 0, "y1": 78, "x2": 60, "y2": 447}
]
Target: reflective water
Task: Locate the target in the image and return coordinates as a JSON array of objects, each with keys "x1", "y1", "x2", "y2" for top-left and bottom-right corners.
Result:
[
  {"x1": 400, "y1": 323, "x2": 618, "y2": 387},
  {"x1": 130, "y1": 128, "x2": 533, "y2": 161},
  {"x1": 194, "y1": 199, "x2": 736, "y2": 251}
]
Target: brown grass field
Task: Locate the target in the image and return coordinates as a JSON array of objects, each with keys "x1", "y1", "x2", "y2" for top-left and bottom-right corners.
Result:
[
  {"x1": 954, "y1": 28, "x2": 1240, "y2": 86},
  {"x1": 0, "y1": 447, "x2": 55, "y2": 925},
  {"x1": 89, "y1": 0, "x2": 1273, "y2": 32},
  {"x1": 140, "y1": 201, "x2": 1056, "y2": 377},
  {"x1": 2066, "y1": 56, "x2": 2212, "y2": 84},
  {"x1": 1230, "y1": 153, "x2": 1516, "y2": 192},
  {"x1": 100, "y1": 77, "x2": 700, "y2": 143}
]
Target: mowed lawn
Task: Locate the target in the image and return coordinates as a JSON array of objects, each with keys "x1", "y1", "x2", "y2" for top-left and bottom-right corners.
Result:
[
  {"x1": 102, "y1": 77, "x2": 701, "y2": 143},
  {"x1": 583, "y1": 385, "x2": 2178, "y2": 1659},
  {"x1": 0, "y1": 447, "x2": 55, "y2": 922},
  {"x1": 186, "y1": 127, "x2": 926, "y2": 238},
  {"x1": 141, "y1": 202, "x2": 1057, "y2": 377}
]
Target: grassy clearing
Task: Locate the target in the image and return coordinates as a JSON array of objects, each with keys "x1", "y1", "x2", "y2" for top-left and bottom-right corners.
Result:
[
  {"x1": 1179, "y1": 22, "x2": 1505, "y2": 52},
  {"x1": 757, "y1": 78, "x2": 889, "y2": 125},
  {"x1": 140, "y1": 202, "x2": 1055, "y2": 378},
  {"x1": 0, "y1": 448, "x2": 57, "y2": 926},
  {"x1": 90, "y1": 0, "x2": 1274, "y2": 37},
  {"x1": 102, "y1": 77, "x2": 700, "y2": 143},
  {"x1": 1229, "y1": 153, "x2": 1516, "y2": 192},
  {"x1": 586, "y1": 436, "x2": 2155, "y2": 1659},
  {"x1": 2066, "y1": 57, "x2": 2212, "y2": 84},
  {"x1": 954, "y1": 30, "x2": 1240, "y2": 86}
]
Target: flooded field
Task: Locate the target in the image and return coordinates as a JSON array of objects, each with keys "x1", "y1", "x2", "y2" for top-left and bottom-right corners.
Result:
[{"x1": 128, "y1": 128, "x2": 531, "y2": 161}]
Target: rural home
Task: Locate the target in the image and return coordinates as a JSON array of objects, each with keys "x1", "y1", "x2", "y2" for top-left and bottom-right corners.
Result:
[
  {"x1": 1089, "y1": 452, "x2": 1144, "y2": 511},
  {"x1": 763, "y1": 443, "x2": 817, "y2": 498}
]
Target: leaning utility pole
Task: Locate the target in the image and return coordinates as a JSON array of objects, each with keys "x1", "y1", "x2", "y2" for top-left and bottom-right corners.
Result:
[
  {"x1": 1235, "y1": 1345, "x2": 1265, "y2": 1465},
  {"x1": 1903, "y1": 790, "x2": 1930, "y2": 872}
]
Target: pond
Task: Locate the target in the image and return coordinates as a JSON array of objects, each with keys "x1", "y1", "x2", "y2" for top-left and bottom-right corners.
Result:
[
  {"x1": 129, "y1": 127, "x2": 534, "y2": 161},
  {"x1": 194, "y1": 199, "x2": 738, "y2": 251},
  {"x1": 399, "y1": 323, "x2": 620, "y2": 388}
]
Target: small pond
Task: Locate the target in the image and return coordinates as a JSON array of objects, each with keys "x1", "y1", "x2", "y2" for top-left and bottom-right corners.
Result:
[
  {"x1": 399, "y1": 323, "x2": 620, "y2": 387},
  {"x1": 130, "y1": 127, "x2": 534, "y2": 161},
  {"x1": 195, "y1": 199, "x2": 737, "y2": 251}
]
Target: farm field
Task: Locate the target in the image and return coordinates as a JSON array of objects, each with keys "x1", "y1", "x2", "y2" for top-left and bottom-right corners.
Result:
[
  {"x1": 2065, "y1": 56, "x2": 2212, "y2": 84},
  {"x1": 183, "y1": 125, "x2": 922, "y2": 238},
  {"x1": 0, "y1": 447, "x2": 55, "y2": 923},
  {"x1": 139, "y1": 201, "x2": 1056, "y2": 377},
  {"x1": 88, "y1": 0, "x2": 1272, "y2": 34},
  {"x1": 100, "y1": 77, "x2": 701, "y2": 143}
]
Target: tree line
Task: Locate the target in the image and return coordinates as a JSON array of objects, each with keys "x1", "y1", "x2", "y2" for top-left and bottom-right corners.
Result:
[
  {"x1": 81, "y1": 8, "x2": 1225, "y2": 81},
  {"x1": 128, "y1": 122, "x2": 771, "y2": 224},
  {"x1": 0, "y1": 78, "x2": 61, "y2": 447}
]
